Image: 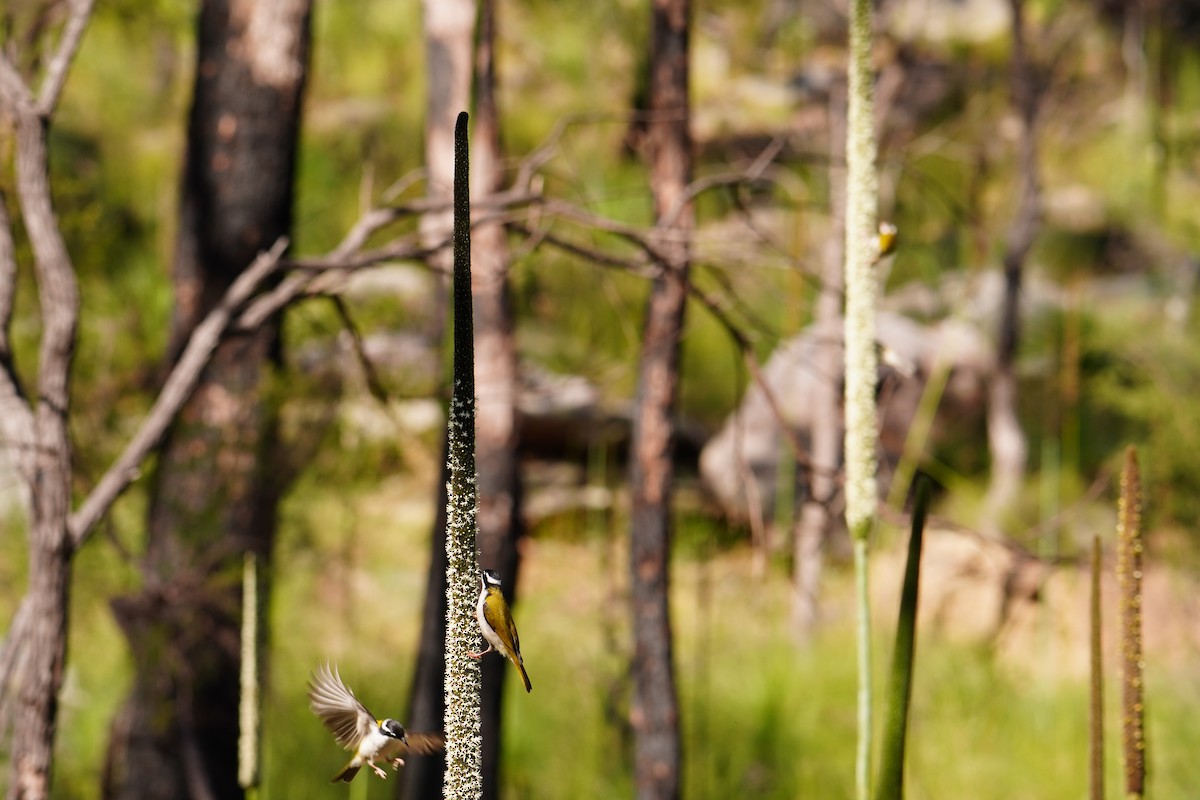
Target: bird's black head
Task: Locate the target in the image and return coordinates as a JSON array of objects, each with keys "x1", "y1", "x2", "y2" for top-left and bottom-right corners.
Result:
[
  {"x1": 481, "y1": 569, "x2": 502, "y2": 589},
  {"x1": 381, "y1": 718, "x2": 407, "y2": 742}
]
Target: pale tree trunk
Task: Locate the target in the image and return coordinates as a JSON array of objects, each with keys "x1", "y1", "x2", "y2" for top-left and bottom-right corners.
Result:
[
  {"x1": 403, "y1": 2, "x2": 476, "y2": 798},
  {"x1": 629, "y1": 0, "x2": 690, "y2": 797},
  {"x1": 470, "y1": 1, "x2": 525, "y2": 797},
  {"x1": 792, "y1": 80, "x2": 846, "y2": 638},
  {"x1": 0, "y1": 5, "x2": 304, "y2": 796},
  {"x1": 419, "y1": 0, "x2": 476, "y2": 342},
  {"x1": 3, "y1": 108, "x2": 81, "y2": 800},
  {"x1": 103, "y1": 2, "x2": 311, "y2": 798},
  {"x1": 0, "y1": 7, "x2": 90, "y2": 796},
  {"x1": 983, "y1": 0, "x2": 1038, "y2": 533}
]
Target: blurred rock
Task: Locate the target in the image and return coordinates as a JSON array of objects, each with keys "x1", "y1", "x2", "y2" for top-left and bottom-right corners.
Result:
[
  {"x1": 871, "y1": 527, "x2": 1040, "y2": 644},
  {"x1": 884, "y1": 0, "x2": 1010, "y2": 44},
  {"x1": 699, "y1": 311, "x2": 992, "y2": 528},
  {"x1": 872, "y1": 528, "x2": 1200, "y2": 678}
]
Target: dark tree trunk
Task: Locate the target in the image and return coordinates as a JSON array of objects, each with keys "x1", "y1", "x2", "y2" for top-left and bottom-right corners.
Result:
[
  {"x1": 401, "y1": 444, "x2": 451, "y2": 800},
  {"x1": 103, "y1": 3, "x2": 311, "y2": 799},
  {"x1": 984, "y1": 0, "x2": 1038, "y2": 532},
  {"x1": 629, "y1": 1, "x2": 690, "y2": 798},
  {"x1": 470, "y1": 0, "x2": 525, "y2": 797}
]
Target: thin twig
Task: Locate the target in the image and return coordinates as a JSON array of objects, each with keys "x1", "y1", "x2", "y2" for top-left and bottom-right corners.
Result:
[
  {"x1": 35, "y1": 0, "x2": 96, "y2": 117},
  {"x1": 327, "y1": 295, "x2": 390, "y2": 404},
  {"x1": 513, "y1": 211, "x2": 829, "y2": 479}
]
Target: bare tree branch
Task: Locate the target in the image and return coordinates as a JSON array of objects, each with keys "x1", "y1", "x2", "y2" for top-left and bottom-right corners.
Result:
[
  {"x1": 68, "y1": 192, "x2": 520, "y2": 545},
  {"x1": 0, "y1": 193, "x2": 35, "y2": 483},
  {"x1": 660, "y1": 136, "x2": 786, "y2": 228},
  {"x1": 509, "y1": 222, "x2": 655, "y2": 276},
  {"x1": 35, "y1": 0, "x2": 96, "y2": 118},
  {"x1": 517, "y1": 195, "x2": 836, "y2": 485},
  {"x1": 13, "y1": 114, "x2": 80, "y2": 419},
  {"x1": 0, "y1": 51, "x2": 34, "y2": 113},
  {"x1": 58, "y1": 104, "x2": 801, "y2": 555},
  {"x1": 235, "y1": 240, "x2": 437, "y2": 330},
  {"x1": 327, "y1": 295, "x2": 390, "y2": 404},
  {"x1": 68, "y1": 238, "x2": 289, "y2": 547}
]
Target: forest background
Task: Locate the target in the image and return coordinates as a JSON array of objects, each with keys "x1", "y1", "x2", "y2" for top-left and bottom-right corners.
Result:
[{"x1": 1, "y1": 0, "x2": 1200, "y2": 798}]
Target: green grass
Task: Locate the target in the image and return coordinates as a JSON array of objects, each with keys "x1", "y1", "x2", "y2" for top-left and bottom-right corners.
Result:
[{"x1": 25, "y1": 469, "x2": 1200, "y2": 798}]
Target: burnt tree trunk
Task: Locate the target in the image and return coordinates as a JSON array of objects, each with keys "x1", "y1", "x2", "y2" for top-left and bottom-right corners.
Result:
[
  {"x1": 471, "y1": 0, "x2": 525, "y2": 797},
  {"x1": 984, "y1": 0, "x2": 1038, "y2": 532},
  {"x1": 629, "y1": 0, "x2": 690, "y2": 797},
  {"x1": 401, "y1": 445, "x2": 451, "y2": 800},
  {"x1": 103, "y1": 3, "x2": 311, "y2": 799}
]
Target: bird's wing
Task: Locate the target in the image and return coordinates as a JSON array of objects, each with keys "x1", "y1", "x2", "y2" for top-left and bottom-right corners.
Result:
[
  {"x1": 308, "y1": 663, "x2": 376, "y2": 750},
  {"x1": 404, "y1": 732, "x2": 446, "y2": 756},
  {"x1": 482, "y1": 592, "x2": 521, "y2": 659}
]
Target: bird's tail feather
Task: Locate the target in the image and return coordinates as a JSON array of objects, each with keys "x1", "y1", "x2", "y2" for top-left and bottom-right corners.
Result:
[
  {"x1": 513, "y1": 656, "x2": 532, "y2": 693},
  {"x1": 331, "y1": 761, "x2": 361, "y2": 783}
]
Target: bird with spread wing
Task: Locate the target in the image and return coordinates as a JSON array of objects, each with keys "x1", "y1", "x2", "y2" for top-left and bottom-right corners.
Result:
[{"x1": 307, "y1": 663, "x2": 444, "y2": 782}]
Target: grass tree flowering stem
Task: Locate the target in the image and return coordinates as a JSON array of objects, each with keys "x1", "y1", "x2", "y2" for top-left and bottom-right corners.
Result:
[
  {"x1": 443, "y1": 110, "x2": 484, "y2": 800},
  {"x1": 844, "y1": 0, "x2": 881, "y2": 797}
]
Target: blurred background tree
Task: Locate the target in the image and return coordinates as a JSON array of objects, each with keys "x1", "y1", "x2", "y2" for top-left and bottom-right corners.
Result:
[
  {"x1": 103, "y1": 2, "x2": 311, "y2": 799},
  {"x1": 1, "y1": 0, "x2": 1200, "y2": 798}
]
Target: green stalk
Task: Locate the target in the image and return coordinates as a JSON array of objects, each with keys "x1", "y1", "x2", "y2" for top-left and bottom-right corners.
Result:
[
  {"x1": 1089, "y1": 534, "x2": 1104, "y2": 800},
  {"x1": 844, "y1": 0, "x2": 880, "y2": 797},
  {"x1": 443, "y1": 110, "x2": 483, "y2": 800},
  {"x1": 885, "y1": 358, "x2": 949, "y2": 512},
  {"x1": 874, "y1": 478, "x2": 930, "y2": 800},
  {"x1": 1116, "y1": 446, "x2": 1145, "y2": 800}
]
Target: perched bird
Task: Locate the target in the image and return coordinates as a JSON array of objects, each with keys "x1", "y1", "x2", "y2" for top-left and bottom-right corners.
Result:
[
  {"x1": 468, "y1": 569, "x2": 533, "y2": 692},
  {"x1": 307, "y1": 663, "x2": 443, "y2": 783},
  {"x1": 876, "y1": 220, "x2": 899, "y2": 259}
]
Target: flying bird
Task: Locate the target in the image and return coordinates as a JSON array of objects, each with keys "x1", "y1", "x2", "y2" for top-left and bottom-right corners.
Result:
[{"x1": 307, "y1": 663, "x2": 443, "y2": 782}]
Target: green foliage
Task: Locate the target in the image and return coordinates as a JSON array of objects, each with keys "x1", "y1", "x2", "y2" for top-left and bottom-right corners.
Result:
[
  {"x1": 10, "y1": 0, "x2": 1200, "y2": 796},
  {"x1": 1083, "y1": 309, "x2": 1200, "y2": 527},
  {"x1": 13, "y1": 468, "x2": 1200, "y2": 799}
]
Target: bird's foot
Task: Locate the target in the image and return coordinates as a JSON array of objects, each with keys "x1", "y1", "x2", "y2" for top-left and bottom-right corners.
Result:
[
  {"x1": 391, "y1": 757, "x2": 406, "y2": 770},
  {"x1": 370, "y1": 764, "x2": 388, "y2": 780},
  {"x1": 466, "y1": 645, "x2": 494, "y2": 659}
]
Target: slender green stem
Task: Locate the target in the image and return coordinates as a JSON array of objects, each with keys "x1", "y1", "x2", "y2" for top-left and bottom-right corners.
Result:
[
  {"x1": 844, "y1": 0, "x2": 880, "y2": 797},
  {"x1": 853, "y1": 536, "x2": 872, "y2": 800},
  {"x1": 875, "y1": 477, "x2": 930, "y2": 800},
  {"x1": 1089, "y1": 534, "x2": 1105, "y2": 800},
  {"x1": 443, "y1": 110, "x2": 483, "y2": 800}
]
